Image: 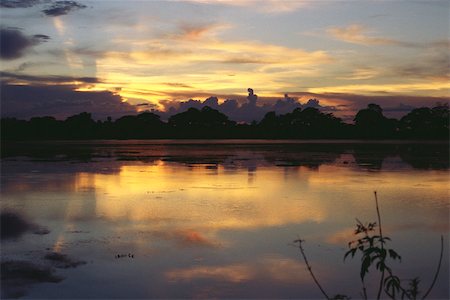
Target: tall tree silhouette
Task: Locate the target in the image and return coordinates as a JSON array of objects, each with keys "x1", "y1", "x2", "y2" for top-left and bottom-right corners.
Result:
[
  {"x1": 168, "y1": 106, "x2": 236, "y2": 138},
  {"x1": 354, "y1": 104, "x2": 398, "y2": 138}
]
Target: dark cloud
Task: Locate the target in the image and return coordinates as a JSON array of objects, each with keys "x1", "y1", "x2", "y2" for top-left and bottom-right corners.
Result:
[
  {"x1": 392, "y1": 51, "x2": 449, "y2": 80},
  {"x1": 14, "y1": 61, "x2": 60, "y2": 72},
  {"x1": 33, "y1": 34, "x2": 50, "y2": 40},
  {"x1": 298, "y1": 92, "x2": 449, "y2": 109},
  {"x1": 1, "y1": 82, "x2": 137, "y2": 120},
  {"x1": 0, "y1": 0, "x2": 42, "y2": 8},
  {"x1": 382, "y1": 103, "x2": 417, "y2": 112},
  {"x1": 42, "y1": 0, "x2": 86, "y2": 17},
  {"x1": 1, "y1": 71, "x2": 101, "y2": 84},
  {"x1": 0, "y1": 28, "x2": 49, "y2": 60}
]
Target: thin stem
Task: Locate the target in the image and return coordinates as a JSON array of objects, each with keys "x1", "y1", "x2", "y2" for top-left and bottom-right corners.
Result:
[
  {"x1": 374, "y1": 191, "x2": 385, "y2": 300},
  {"x1": 421, "y1": 235, "x2": 444, "y2": 299},
  {"x1": 361, "y1": 278, "x2": 368, "y2": 300},
  {"x1": 296, "y1": 238, "x2": 330, "y2": 300}
]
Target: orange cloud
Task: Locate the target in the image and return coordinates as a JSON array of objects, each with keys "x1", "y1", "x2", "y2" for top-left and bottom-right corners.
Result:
[
  {"x1": 338, "y1": 68, "x2": 380, "y2": 80},
  {"x1": 166, "y1": 263, "x2": 255, "y2": 283},
  {"x1": 163, "y1": 23, "x2": 232, "y2": 41},
  {"x1": 165, "y1": 257, "x2": 313, "y2": 284},
  {"x1": 327, "y1": 24, "x2": 416, "y2": 47},
  {"x1": 326, "y1": 227, "x2": 355, "y2": 245},
  {"x1": 184, "y1": 0, "x2": 311, "y2": 13},
  {"x1": 152, "y1": 229, "x2": 221, "y2": 248}
]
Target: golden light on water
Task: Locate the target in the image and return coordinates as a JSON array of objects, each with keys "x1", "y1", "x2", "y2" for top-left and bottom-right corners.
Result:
[
  {"x1": 67, "y1": 162, "x2": 450, "y2": 238},
  {"x1": 75, "y1": 164, "x2": 327, "y2": 232}
]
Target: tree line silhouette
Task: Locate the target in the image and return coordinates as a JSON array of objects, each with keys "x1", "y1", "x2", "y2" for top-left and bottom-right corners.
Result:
[{"x1": 1, "y1": 103, "x2": 448, "y2": 140}]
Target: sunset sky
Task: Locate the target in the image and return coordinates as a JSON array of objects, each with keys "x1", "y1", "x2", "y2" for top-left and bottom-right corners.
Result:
[{"x1": 1, "y1": 0, "x2": 449, "y2": 121}]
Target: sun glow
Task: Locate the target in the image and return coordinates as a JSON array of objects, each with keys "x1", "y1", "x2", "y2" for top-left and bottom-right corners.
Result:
[{"x1": 80, "y1": 37, "x2": 333, "y2": 105}]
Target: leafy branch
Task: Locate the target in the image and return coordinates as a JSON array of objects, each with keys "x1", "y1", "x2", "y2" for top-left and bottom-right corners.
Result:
[{"x1": 294, "y1": 192, "x2": 444, "y2": 300}]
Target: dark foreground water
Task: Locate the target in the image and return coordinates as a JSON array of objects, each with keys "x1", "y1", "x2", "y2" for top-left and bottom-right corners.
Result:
[{"x1": 1, "y1": 140, "x2": 449, "y2": 299}]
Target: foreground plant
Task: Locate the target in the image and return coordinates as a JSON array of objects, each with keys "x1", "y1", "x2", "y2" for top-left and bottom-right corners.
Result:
[{"x1": 294, "y1": 192, "x2": 444, "y2": 300}]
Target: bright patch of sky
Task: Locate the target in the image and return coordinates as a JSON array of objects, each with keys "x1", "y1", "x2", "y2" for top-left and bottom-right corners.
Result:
[{"x1": 1, "y1": 0, "x2": 449, "y2": 119}]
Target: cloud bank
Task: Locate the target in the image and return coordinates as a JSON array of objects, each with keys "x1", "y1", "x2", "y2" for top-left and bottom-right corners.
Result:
[
  {"x1": 1, "y1": 72, "x2": 100, "y2": 84},
  {"x1": 155, "y1": 89, "x2": 338, "y2": 123},
  {"x1": 1, "y1": 82, "x2": 137, "y2": 120}
]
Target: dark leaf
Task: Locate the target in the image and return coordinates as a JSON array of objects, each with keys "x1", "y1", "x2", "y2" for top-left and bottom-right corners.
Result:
[
  {"x1": 388, "y1": 249, "x2": 401, "y2": 261},
  {"x1": 344, "y1": 248, "x2": 357, "y2": 261},
  {"x1": 360, "y1": 256, "x2": 371, "y2": 280}
]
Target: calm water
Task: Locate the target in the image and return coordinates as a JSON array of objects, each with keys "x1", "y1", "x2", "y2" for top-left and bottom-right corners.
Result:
[{"x1": 1, "y1": 140, "x2": 449, "y2": 299}]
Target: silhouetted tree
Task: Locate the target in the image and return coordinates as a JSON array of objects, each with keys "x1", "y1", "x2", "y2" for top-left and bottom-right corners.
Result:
[
  {"x1": 354, "y1": 104, "x2": 398, "y2": 138},
  {"x1": 258, "y1": 111, "x2": 279, "y2": 137},
  {"x1": 258, "y1": 106, "x2": 346, "y2": 138},
  {"x1": 64, "y1": 112, "x2": 97, "y2": 139},
  {"x1": 399, "y1": 104, "x2": 449, "y2": 139},
  {"x1": 1, "y1": 102, "x2": 448, "y2": 140},
  {"x1": 29, "y1": 116, "x2": 62, "y2": 139},
  {"x1": 1, "y1": 118, "x2": 28, "y2": 140},
  {"x1": 169, "y1": 106, "x2": 233, "y2": 127},
  {"x1": 168, "y1": 106, "x2": 235, "y2": 138},
  {"x1": 114, "y1": 111, "x2": 165, "y2": 138}
]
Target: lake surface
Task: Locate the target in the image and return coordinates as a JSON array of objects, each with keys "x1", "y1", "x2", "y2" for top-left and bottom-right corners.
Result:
[{"x1": 1, "y1": 140, "x2": 449, "y2": 299}]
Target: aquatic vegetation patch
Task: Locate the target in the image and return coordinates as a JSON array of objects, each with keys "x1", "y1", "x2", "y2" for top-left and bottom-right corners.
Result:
[
  {"x1": 44, "y1": 252, "x2": 87, "y2": 269},
  {"x1": 1, "y1": 260, "x2": 63, "y2": 298},
  {"x1": 0, "y1": 211, "x2": 49, "y2": 240}
]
